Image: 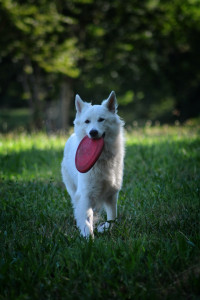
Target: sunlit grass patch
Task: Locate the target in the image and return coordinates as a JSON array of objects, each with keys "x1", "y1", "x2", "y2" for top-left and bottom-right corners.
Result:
[{"x1": 0, "y1": 133, "x2": 67, "y2": 181}]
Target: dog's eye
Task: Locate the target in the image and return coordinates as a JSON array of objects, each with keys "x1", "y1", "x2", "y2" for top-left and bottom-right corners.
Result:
[
  {"x1": 85, "y1": 120, "x2": 90, "y2": 124},
  {"x1": 98, "y1": 118, "x2": 105, "y2": 122}
]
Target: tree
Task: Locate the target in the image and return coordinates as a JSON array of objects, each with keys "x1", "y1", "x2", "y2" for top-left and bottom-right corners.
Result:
[
  {"x1": 0, "y1": 0, "x2": 80, "y2": 128},
  {"x1": 72, "y1": 0, "x2": 200, "y2": 121}
]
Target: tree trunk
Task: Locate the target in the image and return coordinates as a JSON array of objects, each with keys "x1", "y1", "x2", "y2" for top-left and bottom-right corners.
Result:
[
  {"x1": 22, "y1": 58, "x2": 44, "y2": 129},
  {"x1": 61, "y1": 76, "x2": 73, "y2": 130},
  {"x1": 30, "y1": 65, "x2": 44, "y2": 129}
]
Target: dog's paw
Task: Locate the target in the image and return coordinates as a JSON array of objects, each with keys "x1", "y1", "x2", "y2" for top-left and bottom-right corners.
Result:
[
  {"x1": 97, "y1": 221, "x2": 110, "y2": 233},
  {"x1": 80, "y1": 222, "x2": 94, "y2": 239}
]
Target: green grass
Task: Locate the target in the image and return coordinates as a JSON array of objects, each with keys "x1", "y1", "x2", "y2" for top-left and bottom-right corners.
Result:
[{"x1": 0, "y1": 125, "x2": 200, "y2": 299}]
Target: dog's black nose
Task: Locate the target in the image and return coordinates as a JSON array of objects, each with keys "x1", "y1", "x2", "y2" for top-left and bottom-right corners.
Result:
[{"x1": 89, "y1": 129, "x2": 98, "y2": 138}]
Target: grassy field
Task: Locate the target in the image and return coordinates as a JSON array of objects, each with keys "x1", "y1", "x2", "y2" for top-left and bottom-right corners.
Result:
[{"x1": 0, "y1": 125, "x2": 200, "y2": 299}]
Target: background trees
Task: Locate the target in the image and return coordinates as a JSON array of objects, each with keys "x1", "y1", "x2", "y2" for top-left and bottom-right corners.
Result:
[{"x1": 0, "y1": 0, "x2": 199, "y2": 130}]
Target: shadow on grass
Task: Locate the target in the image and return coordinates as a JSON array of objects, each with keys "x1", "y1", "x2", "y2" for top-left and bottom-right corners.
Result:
[{"x1": 0, "y1": 178, "x2": 77, "y2": 245}]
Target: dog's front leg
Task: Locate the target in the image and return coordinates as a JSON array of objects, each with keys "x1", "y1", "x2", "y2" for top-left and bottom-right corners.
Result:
[
  {"x1": 74, "y1": 193, "x2": 94, "y2": 238},
  {"x1": 97, "y1": 192, "x2": 118, "y2": 233}
]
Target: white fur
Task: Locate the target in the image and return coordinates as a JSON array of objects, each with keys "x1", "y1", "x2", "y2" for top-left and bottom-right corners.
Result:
[{"x1": 61, "y1": 91, "x2": 125, "y2": 238}]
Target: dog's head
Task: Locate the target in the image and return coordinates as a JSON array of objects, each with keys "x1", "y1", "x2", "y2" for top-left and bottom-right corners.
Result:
[{"x1": 74, "y1": 91, "x2": 122, "y2": 141}]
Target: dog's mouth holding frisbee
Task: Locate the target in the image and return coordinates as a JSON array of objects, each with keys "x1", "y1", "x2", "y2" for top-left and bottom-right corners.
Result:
[
  {"x1": 75, "y1": 134, "x2": 105, "y2": 173},
  {"x1": 89, "y1": 130, "x2": 105, "y2": 140}
]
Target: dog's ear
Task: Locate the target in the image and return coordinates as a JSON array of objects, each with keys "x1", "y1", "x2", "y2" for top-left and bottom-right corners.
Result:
[
  {"x1": 103, "y1": 91, "x2": 118, "y2": 113},
  {"x1": 75, "y1": 94, "x2": 84, "y2": 113}
]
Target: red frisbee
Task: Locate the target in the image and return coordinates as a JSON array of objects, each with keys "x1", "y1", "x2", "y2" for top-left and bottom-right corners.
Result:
[{"x1": 75, "y1": 136, "x2": 104, "y2": 173}]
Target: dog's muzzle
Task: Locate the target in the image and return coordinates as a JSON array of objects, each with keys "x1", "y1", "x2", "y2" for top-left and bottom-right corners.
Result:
[{"x1": 89, "y1": 130, "x2": 105, "y2": 139}]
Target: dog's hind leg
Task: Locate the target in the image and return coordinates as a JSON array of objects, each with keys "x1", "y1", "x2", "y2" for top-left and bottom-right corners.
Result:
[
  {"x1": 105, "y1": 192, "x2": 118, "y2": 220},
  {"x1": 85, "y1": 208, "x2": 94, "y2": 238},
  {"x1": 97, "y1": 192, "x2": 118, "y2": 233}
]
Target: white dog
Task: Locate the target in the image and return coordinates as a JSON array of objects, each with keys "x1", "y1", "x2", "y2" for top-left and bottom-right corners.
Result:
[{"x1": 61, "y1": 91, "x2": 125, "y2": 237}]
